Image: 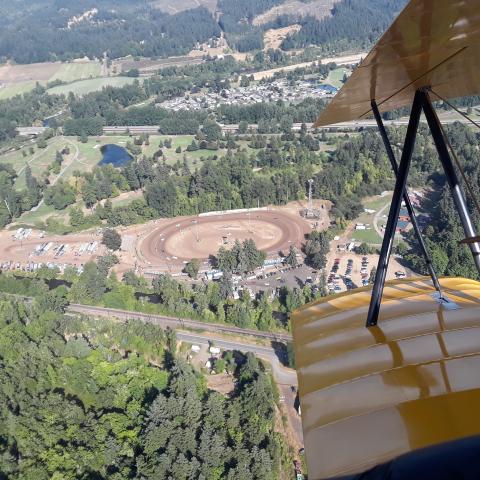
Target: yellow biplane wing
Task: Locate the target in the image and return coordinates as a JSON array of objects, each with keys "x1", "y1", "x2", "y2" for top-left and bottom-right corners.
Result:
[{"x1": 315, "y1": 0, "x2": 480, "y2": 127}]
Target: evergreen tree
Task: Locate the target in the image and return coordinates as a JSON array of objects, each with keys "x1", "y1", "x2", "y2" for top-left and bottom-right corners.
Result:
[{"x1": 102, "y1": 228, "x2": 122, "y2": 251}]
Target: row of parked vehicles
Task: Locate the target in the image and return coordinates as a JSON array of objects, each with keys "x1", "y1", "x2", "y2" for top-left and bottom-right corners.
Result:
[
  {"x1": 328, "y1": 256, "x2": 373, "y2": 292},
  {"x1": 0, "y1": 260, "x2": 84, "y2": 274},
  {"x1": 13, "y1": 228, "x2": 33, "y2": 241},
  {"x1": 328, "y1": 258, "x2": 344, "y2": 292},
  {"x1": 360, "y1": 257, "x2": 370, "y2": 287}
]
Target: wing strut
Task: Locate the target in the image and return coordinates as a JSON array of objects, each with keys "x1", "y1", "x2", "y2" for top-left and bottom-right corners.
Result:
[
  {"x1": 371, "y1": 100, "x2": 443, "y2": 298},
  {"x1": 366, "y1": 90, "x2": 424, "y2": 327},
  {"x1": 422, "y1": 94, "x2": 480, "y2": 273},
  {"x1": 367, "y1": 90, "x2": 480, "y2": 327}
]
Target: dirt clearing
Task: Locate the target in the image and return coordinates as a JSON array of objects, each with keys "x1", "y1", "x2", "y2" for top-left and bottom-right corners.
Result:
[
  {"x1": 253, "y1": 0, "x2": 334, "y2": 25},
  {"x1": 264, "y1": 25, "x2": 301, "y2": 51}
]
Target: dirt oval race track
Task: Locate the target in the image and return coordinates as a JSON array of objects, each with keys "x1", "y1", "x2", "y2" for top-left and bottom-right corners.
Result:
[{"x1": 139, "y1": 210, "x2": 311, "y2": 265}]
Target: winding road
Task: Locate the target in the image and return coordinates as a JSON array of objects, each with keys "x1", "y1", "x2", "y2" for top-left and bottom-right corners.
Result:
[{"x1": 6, "y1": 293, "x2": 303, "y2": 445}]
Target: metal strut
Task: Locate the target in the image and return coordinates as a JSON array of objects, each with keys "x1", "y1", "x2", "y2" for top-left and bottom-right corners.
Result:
[
  {"x1": 366, "y1": 90, "x2": 425, "y2": 327},
  {"x1": 366, "y1": 89, "x2": 480, "y2": 327},
  {"x1": 422, "y1": 93, "x2": 480, "y2": 276},
  {"x1": 371, "y1": 99, "x2": 443, "y2": 296}
]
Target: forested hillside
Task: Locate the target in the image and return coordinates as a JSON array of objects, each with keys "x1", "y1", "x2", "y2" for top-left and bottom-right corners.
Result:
[
  {"x1": 0, "y1": 0, "x2": 407, "y2": 63},
  {"x1": 281, "y1": 0, "x2": 407, "y2": 51},
  {"x1": 0, "y1": 0, "x2": 220, "y2": 63},
  {"x1": 0, "y1": 293, "x2": 282, "y2": 478}
]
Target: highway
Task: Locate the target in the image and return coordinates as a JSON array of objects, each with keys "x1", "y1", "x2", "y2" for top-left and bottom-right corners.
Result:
[
  {"x1": 100, "y1": 114, "x2": 475, "y2": 136},
  {"x1": 18, "y1": 110, "x2": 476, "y2": 138}
]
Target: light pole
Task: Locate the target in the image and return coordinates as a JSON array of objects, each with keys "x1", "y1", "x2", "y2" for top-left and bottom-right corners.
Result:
[
  {"x1": 192, "y1": 220, "x2": 199, "y2": 242},
  {"x1": 4, "y1": 199, "x2": 11, "y2": 216}
]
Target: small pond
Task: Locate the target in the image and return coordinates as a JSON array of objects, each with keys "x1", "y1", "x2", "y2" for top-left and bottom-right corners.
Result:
[{"x1": 99, "y1": 144, "x2": 133, "y2": 167}]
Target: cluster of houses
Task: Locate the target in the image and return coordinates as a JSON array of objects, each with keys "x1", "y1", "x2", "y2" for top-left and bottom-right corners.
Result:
[{"x1": 159, "y1": 79, "x2": 338, "y2": 112}]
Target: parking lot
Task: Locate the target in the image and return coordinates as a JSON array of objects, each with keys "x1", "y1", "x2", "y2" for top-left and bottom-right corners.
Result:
[
  {"x1": 0, "y1": 227, "x2": 106, "y2": 276},
  {"x1": 328, "y1": 255, "x2": 372, "y2": 293},
  {"x1": 243, "y1": 263, "x2": 319, "y2": 295},
  {"x1": 326, "y1": 251, "x2": 407, "y2": 294}
]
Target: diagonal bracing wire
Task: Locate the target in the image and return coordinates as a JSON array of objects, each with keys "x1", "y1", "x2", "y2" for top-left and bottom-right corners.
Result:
[{"x1": 428, "y1": 89, "x2": 480, "y2": 221}]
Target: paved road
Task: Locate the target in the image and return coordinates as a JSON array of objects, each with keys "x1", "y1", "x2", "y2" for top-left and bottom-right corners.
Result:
[
  {"x1": 245, "y1": 263, "x2": 316, "y2": 293},
  {"x1": 69, "y1": 303, "x2": 302, "y2": 444},
  {"x1": 10, "y1": 294, "x2": 304, "y2": 445},
  {"x1": 176, "y1": 331, "x2": 297, "y2": 385},
  {"x1": 373, "y1": 201, "x2": 390, "y2": 238},
  {"x1": 100, "y1": 114, "x2": 476, "y2": 136}
]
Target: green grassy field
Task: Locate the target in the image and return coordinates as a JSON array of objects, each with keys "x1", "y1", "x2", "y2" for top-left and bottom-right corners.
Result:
[
  {"x1": 6, "y1": 132, "x2": 286, "y2": 226},
  {"x1": 351, "y1": 193, "x2": 393, "y2": 245},
  {"x1": 18, "y1": 202, "x2": 63, "y2": 225},
  {"x1": 48, "y1": 77, "x2": 137, "y2": 96},
  {"x1": 50, "y1": 62, "x2": 101, "y2": 83},
  {"x1": 0, "y1": 61, "x2": 102, "y2": 99},
  {"x1": 351, "y1": 228, "x2": 382, "y2": 244},
  {"x1": 139, "y1": 134, "x2": 249, "y2": 168},
  {"x1": 0, "y1": 81, "x2": 36, "y2": 100},
  {"x1": 0, "y1": 137, "x2": 65, "y2": 188},
  {"x1": 325, "y1": 67, "x2": 350, "y2": 88}
]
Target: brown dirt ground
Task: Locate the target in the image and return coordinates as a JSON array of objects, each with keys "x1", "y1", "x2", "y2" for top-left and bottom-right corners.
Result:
[
  {"x1": 188, "y1": 33, "x2": 230, "y2": 58},
  {"x1": 0, "y1": 62, "x2": 61, "y2": 84},
  {"x1": 0, "y1": 229, "x2": 106, "y2": 270},
  {"x1": 0, "y1": 200, "x2": 328, "y2": 277},
  {"x1": 326, "y1": 221, "x2": 408, "y2": 290},
  {"x1": 136, "y1": 206, "x2": 313, "y2": 270},
  {"x1": 263, "y1": 25, "x2": 302, "y2": 51},
  {"x1": 206, "y1": 373, "x2": 235, "y2": 395},
  {"x1": 254, "y1": 0, "x2": 334, "y2": 25},
  {"x1": 164, "y1": 218, "x2": 284, "y2": 258}
]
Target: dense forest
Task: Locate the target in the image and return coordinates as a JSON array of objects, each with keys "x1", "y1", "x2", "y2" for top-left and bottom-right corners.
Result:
[
  {"x1": 0, "y1": 291, "x2": 284, "y2": 478},
  {"x1": 0, "y1": 0, "x2": 408, "y2": 63},
  {"x1": 281, "y1": 0, "x2": 407, "y2": 51},
  {"x1": 0, "y1": 0, "x2": 221, "y2": 63},
  {"x1": 4, "y1": 116, "x2": 480, "y2": 248}
]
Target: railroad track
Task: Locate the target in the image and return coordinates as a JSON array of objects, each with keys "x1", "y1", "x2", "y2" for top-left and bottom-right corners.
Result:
[{"x1": 68, "y1": 304, "x2": 293, "y2": 342}]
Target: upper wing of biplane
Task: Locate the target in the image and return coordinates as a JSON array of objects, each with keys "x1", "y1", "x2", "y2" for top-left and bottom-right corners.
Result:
[{"x1": 315, "y1": 0, "x2": 480, "y2": 127}]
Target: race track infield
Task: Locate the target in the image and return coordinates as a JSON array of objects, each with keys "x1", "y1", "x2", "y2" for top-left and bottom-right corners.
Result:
[{"x1": 139, "y1": 209, "x2": 311, "y2": 265}]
